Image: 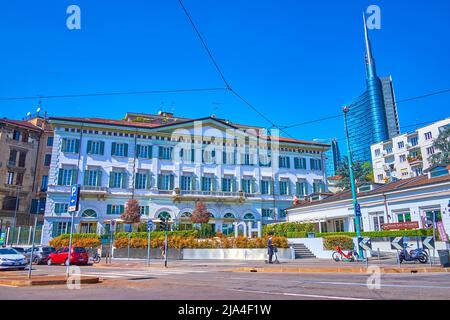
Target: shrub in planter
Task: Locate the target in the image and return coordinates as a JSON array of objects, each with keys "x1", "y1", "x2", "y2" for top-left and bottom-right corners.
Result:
[
  {"x1": 323, "y1": 235, "x2": 354, "y2": 250},
  {"x1": 49, "y1": 235, "x2": 101, "y2": 249},
  {"x1": 263, "y1": 222, "x2": 314, "y2": 237}
]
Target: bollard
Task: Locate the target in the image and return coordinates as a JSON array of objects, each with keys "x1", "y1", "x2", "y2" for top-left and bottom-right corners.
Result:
[{"x1": 377, "y1": 248, "x2": 380, "y2": 260}]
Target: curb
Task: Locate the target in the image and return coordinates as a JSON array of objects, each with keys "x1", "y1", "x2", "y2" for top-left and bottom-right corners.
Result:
[
  {"x1": 230, "y1": 267, "x2": 450, "y2": 274},
  {"x1": 0, "y1": 276, "x2": 100, "y2": 287}
]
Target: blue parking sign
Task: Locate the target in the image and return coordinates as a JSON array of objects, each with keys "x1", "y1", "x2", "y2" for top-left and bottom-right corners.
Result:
[
  {"x1": 355, "y1": 203, "x2": 361, "y2": 217},
  {"x1": 68, "y1": 184, "x2": 80, "y2": 212},
  {"x1": 147, "y1": 220, "x2": 153, "y2": 232}
]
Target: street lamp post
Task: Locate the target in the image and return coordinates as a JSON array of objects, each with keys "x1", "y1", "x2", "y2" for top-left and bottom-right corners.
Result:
[{"x1": 343, "y1": 106, "x2": 364, "y2": 259}]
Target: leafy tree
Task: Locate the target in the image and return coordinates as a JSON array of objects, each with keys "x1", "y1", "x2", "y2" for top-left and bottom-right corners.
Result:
[
  {"x1": 428, "y1": 126, "x2": 450, "y2": 165},
  {"x1": 335, "y1": 156, "x2": 373, "y2": 190},
  {"x1": 192, "y1": 201, "x2": 211, "y2": 238},
  {"x1": 121, "y1": 199, "x2": 141, "y2": 224}
]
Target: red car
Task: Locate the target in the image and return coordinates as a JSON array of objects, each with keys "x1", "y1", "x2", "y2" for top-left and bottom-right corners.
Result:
[{"x1": 47, "y1": 247, "x2": 89, "y2": 266}]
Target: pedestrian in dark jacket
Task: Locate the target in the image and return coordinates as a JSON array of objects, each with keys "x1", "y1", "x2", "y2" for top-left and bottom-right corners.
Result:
[{"x1": 267, "y1": 232, "x2": 274, "y2": 263}]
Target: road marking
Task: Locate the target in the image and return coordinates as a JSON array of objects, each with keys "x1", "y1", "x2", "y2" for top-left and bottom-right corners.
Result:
[
  {"x1": 0, "y1": 284, "x2": 19, "y2": 288},
  {"x1": 229, "y1": 277, "x2": 450, "y2": 290},
  {"x1": 229, "y1": 288, "x2": 371, "y2": 300}
]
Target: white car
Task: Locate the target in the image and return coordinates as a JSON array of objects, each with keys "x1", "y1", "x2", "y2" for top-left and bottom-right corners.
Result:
[{"x1": 0, "y1": 248, "x2": 27, "y2": 270}]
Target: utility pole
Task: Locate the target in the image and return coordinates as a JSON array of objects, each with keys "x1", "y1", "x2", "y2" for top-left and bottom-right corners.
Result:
[{"x1": 343, "y1": 106, "x2": 364, "y2": 259}]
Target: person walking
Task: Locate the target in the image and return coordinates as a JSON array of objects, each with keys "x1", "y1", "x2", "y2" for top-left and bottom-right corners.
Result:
[{"x1": 267, "y1": 232, "x2": 274, "y2": 264}]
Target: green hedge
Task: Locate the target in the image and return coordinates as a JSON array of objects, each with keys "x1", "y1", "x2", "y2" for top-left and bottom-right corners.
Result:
[
  {"x1": 56, "y1": 233, "x2": 101, "y2": 240},
  {"x1": 114, "y1": 230, "x2": 199, "y2": 239},
  {"x1": 263, "y1": 222, "x2": 315, "y2": 237},
  {"x1": 323, "y1": 235, "x2": 354, "y2": 250},
  {"x1": 287, "y1": 229, "x2": 433, "y2": 239}
]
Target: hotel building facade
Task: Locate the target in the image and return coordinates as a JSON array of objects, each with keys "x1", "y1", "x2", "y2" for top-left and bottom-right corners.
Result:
[{"x1": 41, "y1": 112, "x2": 329, "y2": 244}]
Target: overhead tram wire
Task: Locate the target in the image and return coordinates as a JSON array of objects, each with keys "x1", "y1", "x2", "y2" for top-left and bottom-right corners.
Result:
[
  {"x1": 280, "y1": 88, "x2": 450, "y2": 130},
  {"x1": 177, "y1": 0, "x2": 299, "y2": 140},
  {"x1": 0, "y1": 87, "x2": 228, "y2": 101}
]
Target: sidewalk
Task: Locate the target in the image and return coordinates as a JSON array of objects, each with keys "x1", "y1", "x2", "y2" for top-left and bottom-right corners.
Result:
[{"x1": 93, "y1": 257, "x2": 446, "y2": 272}]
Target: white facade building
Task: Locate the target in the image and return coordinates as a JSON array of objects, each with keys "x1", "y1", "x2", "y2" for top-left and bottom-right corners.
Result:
[
  {"x1": 371, "y1": 118, "x2": 450, "y2": 183},
  {"x1": 42, "y1": 113, "x2": 329, "y2": 244},
  {"x1": 287, "y1": 166, "x2": 450, "y2": 237}
]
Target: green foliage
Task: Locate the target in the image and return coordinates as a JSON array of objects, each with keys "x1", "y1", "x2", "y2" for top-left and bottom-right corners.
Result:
[
  {"x1": 335, "y1": 156, "x2": 373, "y2": 190},
  {"x1": 263, "y1": 222, "x2": 315, "y2": 237},
  {"x1": 198, "y1": 224, "x2": 214, "y2": 238},
  {"x1": 115, "y1": 230, "x2": 199, "y2": 239},
  {"x1": 323, "y1": 235, "x2": 354, "y2": 250},
  {"x1": 55, "y1": 233, "x2": 100, "y2": 240},
  {"x1": 429, "y1": 126, "x2": 450, "y2": 165},
  {"x1": 286, "y1": 229, "x2": 433, "y2": 238}
]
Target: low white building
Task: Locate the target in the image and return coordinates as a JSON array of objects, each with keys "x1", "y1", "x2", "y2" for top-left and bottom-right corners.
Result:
[
  {"x1": 286, "y1": 165, "x2": 450, "y2": 238},
  {"x1": 371, "y1": 118, "x2": 450, "y2": 183}
]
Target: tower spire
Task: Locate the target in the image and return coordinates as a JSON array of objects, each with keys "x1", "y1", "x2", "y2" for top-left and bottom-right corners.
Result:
[{"x1": 363, "y1": 12, "x2": 376, "y2": 78}]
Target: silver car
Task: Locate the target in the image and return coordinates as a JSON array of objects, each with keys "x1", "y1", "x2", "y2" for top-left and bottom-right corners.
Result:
[
  {"x1": 24, "y1": 246, "x2": 56, "y2": 264},
  {"x1": 0, "y1": 248, "x2": 27, "y2": 270}
]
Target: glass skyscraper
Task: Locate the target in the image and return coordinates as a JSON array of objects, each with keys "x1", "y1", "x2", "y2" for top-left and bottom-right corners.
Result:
[
  {"x1": 325, "y1": 138, "x2": 341, "y2": 177},
  {"x1": 346, "y1": 16, "x2": 400, "y2": 163}
]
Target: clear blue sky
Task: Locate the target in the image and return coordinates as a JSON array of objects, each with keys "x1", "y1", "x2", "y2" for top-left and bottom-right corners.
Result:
[{"x1": 0, "y1": 0, "x2": 449, "y2": 147}]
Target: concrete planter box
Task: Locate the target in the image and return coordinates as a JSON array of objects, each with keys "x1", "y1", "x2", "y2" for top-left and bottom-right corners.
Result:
[
  {"x1": 113, "y1": 248, "x2": 183, "y2": 260},
  {"x1": 183, "y1": 248, "x2": 294, "y2": 260}
]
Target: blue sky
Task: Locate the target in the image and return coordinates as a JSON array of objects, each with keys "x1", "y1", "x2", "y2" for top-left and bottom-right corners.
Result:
[{"x1": 0, "y1": 0, "x2": 449, "y2": 147}]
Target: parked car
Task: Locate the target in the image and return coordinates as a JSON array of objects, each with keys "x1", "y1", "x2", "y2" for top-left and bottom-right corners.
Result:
[
  {"x1": 0, "y1": 248, "x2": 27, "y2": 270},
  {"x1": 11, "y1": 247, "x2": 29, "y2": 263},
  {"x1": 47, "y1": 247, "x2": 89, "y2": 266},
  {"x1": 24, "y1": 246, "x2": 56, "y2": 264}
]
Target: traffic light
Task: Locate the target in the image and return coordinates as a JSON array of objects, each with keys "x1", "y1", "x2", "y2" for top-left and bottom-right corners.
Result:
[{"x1": 159, "y1": 218, "x2": 166, "y2": 231}]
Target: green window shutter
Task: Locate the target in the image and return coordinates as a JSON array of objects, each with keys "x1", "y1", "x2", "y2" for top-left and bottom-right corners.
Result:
[
  {"x1": 106, "y1": 204, "x2": 112, "y2": 215},
  {"x1": 157, "y1": 174, "x2": 162, "y2": 189},
  {"x1": 61, "y1": 138, "x2": 67, "y2": 152},
  {"x1": 286, "y1": 157, "x2": 290, "y2": 168},
  {"x1": 146, "y1": 173, "x2": 151, "y2": 189},
  {"x1": 191, "y1": 176, "x2": 196, "y2": 190},
  {"x1": 87, "y1": 140, "x2": 92, "y2": 154},
  {"x1": 109, "y1": 172, "x2": 114, "y2": 188},
  {"x1": 121, "y1": 173, "x2": 127, "y2": 189},
  {"x1": 58, "y1": 169, "x2": 63, "y2": 185},
  {"x1": 111, "y1": 142, "x2": 116, "y2": 156},
  {"x1": 287, "y1": 180, "x2": 291, "y2": 195},
  {"x1": 302, "y1": 158, "x2": 306, "y2": 169},
  {"x1": 136, "y1": 145, "x2": 141, "y2": 158},
  {"x1": 74, "y1": 139, "x2": 80, "y2": 153},
  {"x1": 120, "y1": 205, "x2": 125, "y2": 214},
  {"x1": 145, "y1": 206, "x2": 150, "y2": 216},
  {"x1": 100, "y1": 141, "x2": 105, "y2": 155},
  {"x1": 269, "y1": 179, "x2": 274, "y2": 195},
  {"x1": 96, "y1": 170, "x2": 103, "y2": 186},
  {"x1": 169, "y1": 175, "x2": 174, "y2": 190},
  {"x1": 83, "y1": 170, "x2": 89, "y2": 186},
  {"x1": 158, "y1": 146, "x2": 163, "y2": 159},
  {"x1": 148, "y1": 146, "x2": 153, "y2": 159},
  {"x1": 124, "y1": 144, "x2": 128, "y2": 157},
  {"x1": 71, "y1": 169, "x2": 78, "y2": 185},
  {"x1": 55, "y1": 203, "x2": 60, "y2": 214}
]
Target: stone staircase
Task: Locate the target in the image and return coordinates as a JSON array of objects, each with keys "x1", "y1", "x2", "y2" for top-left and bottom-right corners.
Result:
[{"x1": 291, "y1": 243, "x2": 316, "y2": 259}]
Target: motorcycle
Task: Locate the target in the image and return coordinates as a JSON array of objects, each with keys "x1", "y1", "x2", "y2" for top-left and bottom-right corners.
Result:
[
  {"x1": 89, "y1": 252, "x2": 101, "y2": 264},
  {"x1": 399, "y1": 243, "x2": 429, "y2": 264},
  {"x1": 332, "y1": 245, "x2": 359, "y2": 262}
]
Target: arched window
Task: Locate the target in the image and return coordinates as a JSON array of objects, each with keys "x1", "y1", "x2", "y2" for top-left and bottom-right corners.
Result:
[
  {"x1": 179, "y1": 212, "x2": 192, "y2": 230},
  {"x1": 158, "y1": 211, "x2": 171, "y2": 221},
  {"x1": 243, "y1": 213, "x2": 255, "y2": 221},
  {"x1": 223, "y1": 213, "x2": 235, "y2": 219},
  {"x1": 81, "y1": 209, "x2": 97, "y2": 218},
  {"x1": 180, "y1": 212, "x2": 192, "y2": 219}
]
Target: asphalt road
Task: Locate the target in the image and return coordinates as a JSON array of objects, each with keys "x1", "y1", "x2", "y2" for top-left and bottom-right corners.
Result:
[{"x1": 1, "y1": 261, "x2": 450, "y2": 300}]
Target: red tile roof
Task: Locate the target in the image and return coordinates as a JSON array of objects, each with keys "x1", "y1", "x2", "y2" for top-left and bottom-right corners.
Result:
[
  {"x1": 1, "y1": 118, "x2": 43, "y2": 131},
  {"x1": 49, "y1": 116, "x2": 328, "y2": 147}
]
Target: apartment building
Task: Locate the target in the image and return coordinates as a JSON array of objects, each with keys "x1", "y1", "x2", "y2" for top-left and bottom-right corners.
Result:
[
  {"x1": 371, "y1": 118, "x2": 450, "y2": 183},
  {"x1": 42, "y1": 112, "x2": 329, "y2": 243}
]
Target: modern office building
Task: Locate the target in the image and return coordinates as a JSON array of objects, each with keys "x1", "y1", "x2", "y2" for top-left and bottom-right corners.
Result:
[
  {"x1": 324, "y1": 138, "x2": 341, "y2": 177},
  {"x1": 346, "y1": 17, "x2": 400, "y2": 163},
  {"x1": 371, "y1": 118, "x2": 450, "y2": 183},
  {"x1": 41, "y1": 112, "x2": 329, "y2": 244}
]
